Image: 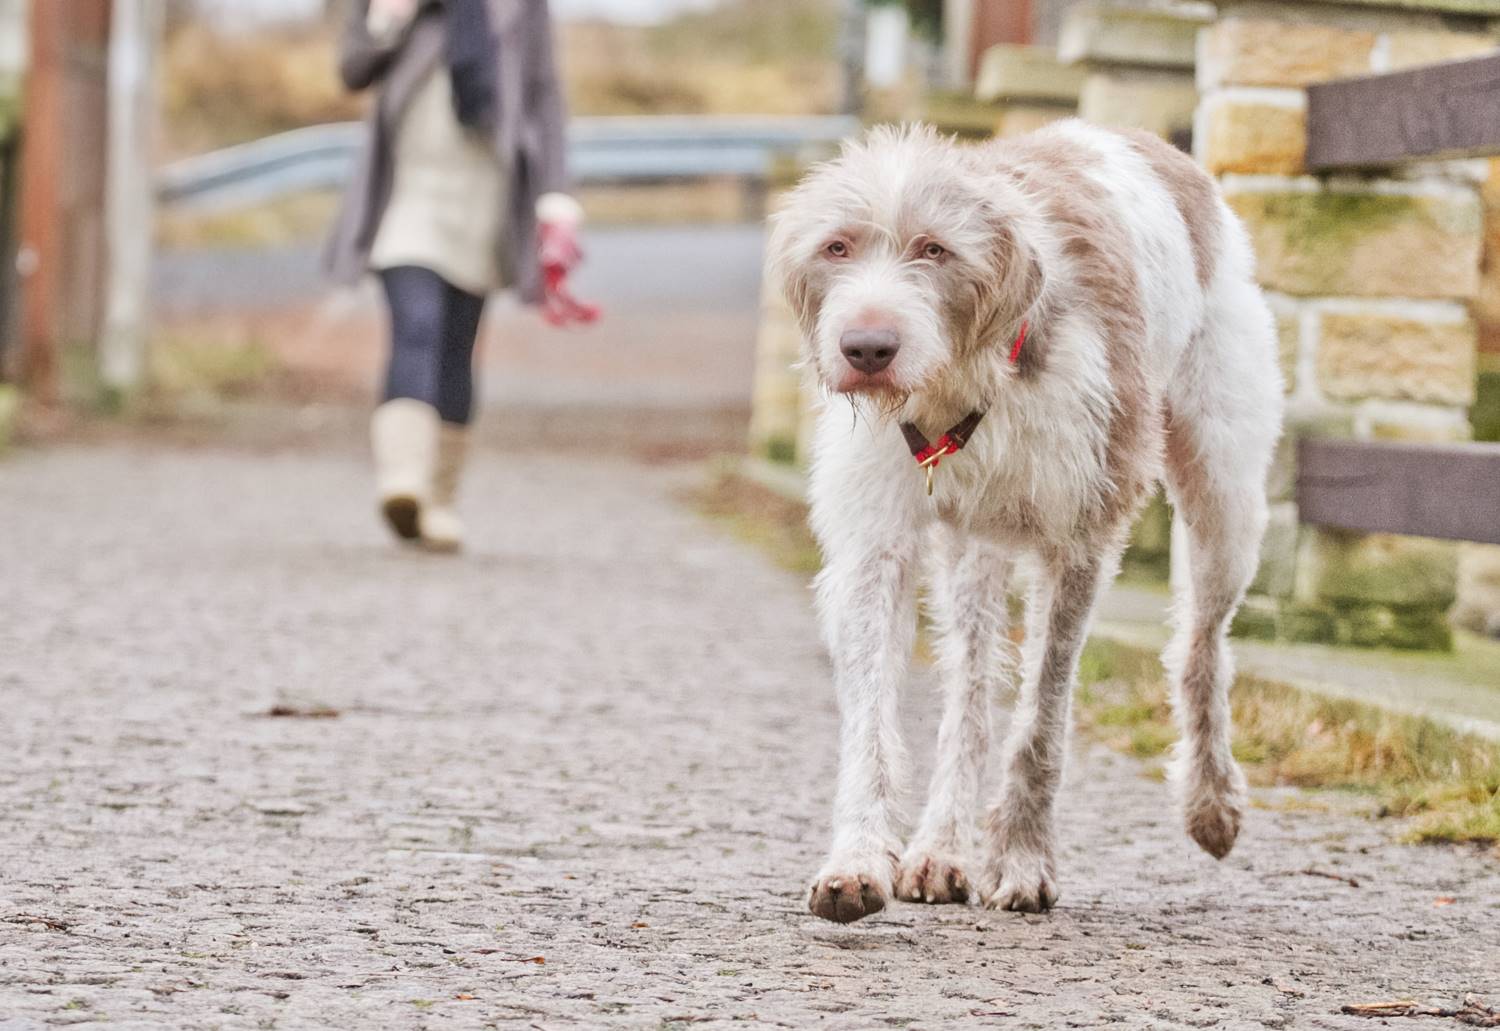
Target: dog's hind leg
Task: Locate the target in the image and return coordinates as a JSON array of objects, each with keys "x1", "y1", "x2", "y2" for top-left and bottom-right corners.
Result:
[
  {"x1": 1161, "y1": 278, "x2": 1281, "y2": 859},
  {"x1": 806, "y1": 524, "x2": 921, "y2": 924},
  {"x1": 898, "y1": 526, "x2": 1013, "y2": 906},
  {"x1": 982, "y1": 553, "x2": 1112, "y2": 913}
]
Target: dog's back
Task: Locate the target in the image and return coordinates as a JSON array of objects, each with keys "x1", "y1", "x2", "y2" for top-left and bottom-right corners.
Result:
[{"x1": 976, "y1": 121, "x2": 1269, "y2": 400}]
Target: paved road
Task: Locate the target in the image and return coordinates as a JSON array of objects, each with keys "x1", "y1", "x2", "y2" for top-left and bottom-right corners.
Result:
[{"x1": 2, "y1": 438, "x2": 1498, "y2": 1029}]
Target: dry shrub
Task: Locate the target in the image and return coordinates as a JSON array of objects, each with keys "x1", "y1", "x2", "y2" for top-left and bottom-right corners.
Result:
[
  {"x1": 560, "y1": 0, "x2": 842, "y2": 117},
  {"x1": 161, "y1": 22, "x2": 360, "y2": 156}
]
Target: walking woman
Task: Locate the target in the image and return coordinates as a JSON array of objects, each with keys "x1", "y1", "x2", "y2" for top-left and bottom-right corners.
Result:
[{"x1": 326, "y1": 0, "x2": 586, "y2": 551}]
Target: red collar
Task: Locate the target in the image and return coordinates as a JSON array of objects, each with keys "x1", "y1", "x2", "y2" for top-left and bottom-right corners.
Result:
[{"x1": 899, "y1": 321, "x2": 1027, "y2": 495}]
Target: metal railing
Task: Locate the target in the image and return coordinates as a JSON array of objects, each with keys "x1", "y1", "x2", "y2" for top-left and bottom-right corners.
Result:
[{"x1": 157, "y1": 114, "x2": 860, "y2": 214}]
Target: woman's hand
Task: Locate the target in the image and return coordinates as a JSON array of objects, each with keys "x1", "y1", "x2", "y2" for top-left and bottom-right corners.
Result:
[{"x1": 537, "y1": 194, "x2": 600, "y2": 327}]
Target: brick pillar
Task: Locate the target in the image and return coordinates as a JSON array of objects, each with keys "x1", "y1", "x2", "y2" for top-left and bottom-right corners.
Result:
[
  {"x1": 1060, "y1": 0, "x2": 1213, "y2": 144},
  {"x1": 1195, "y1": 0, "x2": 1500, "y2": 650}
]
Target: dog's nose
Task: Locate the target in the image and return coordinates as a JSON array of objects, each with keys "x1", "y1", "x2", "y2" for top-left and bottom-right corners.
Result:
[{"x1": 840, "y1": 328, "x2": 900, "y2": 375}]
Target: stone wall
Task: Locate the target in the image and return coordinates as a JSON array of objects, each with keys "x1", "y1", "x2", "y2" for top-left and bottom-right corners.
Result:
[
  {"x1": 1060, "y1": 0, "x2": 1212, "y2": 144},
  {"x1": 1195, "y1": 0, "x2": 1500, "y2": 650}
]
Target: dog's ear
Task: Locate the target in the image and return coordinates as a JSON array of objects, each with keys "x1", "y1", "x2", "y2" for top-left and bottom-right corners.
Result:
[
  {"x1": 975, "y1": 202, "x2": 1045, "y2": 372},
  {"x1": 765, "y1": 203, "x2": 825, "y2": 341}
]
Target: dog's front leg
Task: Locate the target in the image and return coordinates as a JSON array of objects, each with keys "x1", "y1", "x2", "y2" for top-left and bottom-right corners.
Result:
[
  {"x1": 982, "y1": 556, "x2": 1106, "y2": 913},
  {"x1": 898, "y1": 527, "x2": 1012, "y2": 906},
  {"x1": 807, "y1": 537, "x2": 920, "y2": 924}
]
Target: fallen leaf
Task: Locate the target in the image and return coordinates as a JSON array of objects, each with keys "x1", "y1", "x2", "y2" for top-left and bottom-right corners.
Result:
[
  {"x1": 631, "y1": 921, "x2": 649, "y2": 929},
  {"x1": 260, "y1": 705, "x2": 340, "y2": 719},
  {"x1": 522, "y1": 956, "x2": 545, "y2": 965},
  {"x1": 1434, "y1": 896, "x2": 1456, "y2": 907},
  {"x1": 455, "y1": 993, "x2": 476, "y2": 1001}
]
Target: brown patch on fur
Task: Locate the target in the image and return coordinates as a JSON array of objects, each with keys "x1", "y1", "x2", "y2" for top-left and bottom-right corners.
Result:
[
  {"x1": 999, "y1": 132, "x2": 1159, "y2": 533},
  {"x1": 1163, "y1": 402, "x2": 1220, "y2": 541},
  {"x1": 938, "y1": 210, "x2": 1045, "y2": 381},
  {"x1": 1124, "y1": 130, "x2": 1222, "y2": 290}
]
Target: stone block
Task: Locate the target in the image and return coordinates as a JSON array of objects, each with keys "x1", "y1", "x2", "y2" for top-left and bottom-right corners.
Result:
[
  {"x1": 1264, "y1": 293, "x2": 1302, "y2": 395},
  {"x1": 1199, "y1": 19, "x2": 1376, "y2": 89},
  {"x1": 1124, "y1": 490, "x2": 1172, "y2": 581},
  {"x1": 0, "y1": 383, "x2": 18, "y2": 453},
  {"x1": 1280, "y1": 602, "x2": 1341, "y2": 645},
  {"x1": 1078, "y1": 69, "x2": 1198, "y2": 138},
  {"x1": 1453, "y1": 543, "x2": 1500, "y2": 638},
  {"x1": 1251, "y1": 502, "x2": 1300, "y2": 598},
  {"x1": 975, "y1": 44, "x2": 1086, "y2": 104},
  {"x1": 1472, "y1": 368, "x2": 1500, "y2": 443},
  {"x1": 1059, "y1": 2, "x2": 1214, "y2": 70},
  {"x1": 1298, "y1": 529, "x2": 1458, "y2": 609},
  {"x1": 1231, "y1": 595, "x2": 1280, "y2": 640},
  {"x1": 1225, "y1": 186, "x2": 1483, "y2": 300},
  {"x1": 1333, "y1": 0, "x2": 1500, "y2": 16},
  {"x1": 1316, "y1": 307, "x2": 1477, "y2": 405},
  {"x1": 1198, "y1": 94, "x2": 1306, "y2": 175},
  {"x1": 1265, "y1": 432, "x2": 1296, "y2": 503},
  {"x1": 997, "y1": 105, "x2": 1075, "y2": 139},
  {"x1": 1340, "y1": 603, "x2": 1451, "y2": 651},
  {"x1": 1385, "y1": 29, "x2": 1499, "y2": 71}
]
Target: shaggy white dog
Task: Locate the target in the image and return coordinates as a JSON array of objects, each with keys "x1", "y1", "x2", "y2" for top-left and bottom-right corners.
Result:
[{"x1": 768, "y1": 121, "x2": 1283, "y2": 924}]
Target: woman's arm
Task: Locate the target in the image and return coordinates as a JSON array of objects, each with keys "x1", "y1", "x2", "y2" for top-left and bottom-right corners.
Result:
[
  {"x1": 526, "y1": 0, "x2": 570, "y2": 195},
  {"x1": 337, "y1": 0, "x2": 408, "y2": 92}
]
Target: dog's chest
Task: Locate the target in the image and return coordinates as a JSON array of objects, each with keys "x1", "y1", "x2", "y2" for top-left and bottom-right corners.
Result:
[{"x1": 927, "y1": 452, "x2": 1083, "y2": 547}]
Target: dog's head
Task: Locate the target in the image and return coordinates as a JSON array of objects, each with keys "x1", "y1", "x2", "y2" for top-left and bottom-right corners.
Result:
[{"x1": 767, "y1": 125, "x2": 1041, "y2": 404}]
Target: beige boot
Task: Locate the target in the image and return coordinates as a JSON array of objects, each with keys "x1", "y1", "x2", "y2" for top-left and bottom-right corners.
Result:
[
  {"x1": 421, "y1": 423, "x2": 468, "y2": 552},
  {"x1": 370, "y1": 398, "x2": 440, "y2": 542}
]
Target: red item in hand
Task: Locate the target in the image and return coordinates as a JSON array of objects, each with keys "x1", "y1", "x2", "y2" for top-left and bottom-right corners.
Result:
[{"x1": 538, "y1": 221, "x2": 600, "y2": 327}]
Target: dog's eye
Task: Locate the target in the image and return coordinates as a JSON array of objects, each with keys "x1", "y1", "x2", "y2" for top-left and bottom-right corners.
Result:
[
  {"x1": 922, "y1": 242, "x2": 947, "y2": 261},
  {"x1": 825, "y1": 240, "x2": 849, "y2": 258}
]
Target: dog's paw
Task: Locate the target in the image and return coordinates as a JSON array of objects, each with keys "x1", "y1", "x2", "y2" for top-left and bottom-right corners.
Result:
[
  {"x1": 1182, "y1": 765, "x2": 1242, "y2": 864},
  {"x1": 1174, "y1": 754, "x2": 1248, "y2": 860},
  {"x1": 808, "y1": 857, "x2": 893, "y2": 924},
  {"x1": 896, "y1": 847, "x2": 971, "y2": 905},
  {"x1": 982, "y1": 852, "x2": 1058, "y2": 914}
]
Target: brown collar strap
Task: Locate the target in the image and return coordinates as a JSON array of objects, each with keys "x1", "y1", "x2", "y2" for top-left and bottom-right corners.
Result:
[{"x1": 902, "y1": 410, "x2": 986, "y2": 495}]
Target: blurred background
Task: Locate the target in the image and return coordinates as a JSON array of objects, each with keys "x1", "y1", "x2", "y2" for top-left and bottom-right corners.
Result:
[{"x1": 0, "y1": 0, "x2": 1108, "y2": 453}]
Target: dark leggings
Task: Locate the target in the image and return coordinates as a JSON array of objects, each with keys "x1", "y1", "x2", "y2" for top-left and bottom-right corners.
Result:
[{"x1": 379, "y1": 266, "x2": 485, "y2": 425}]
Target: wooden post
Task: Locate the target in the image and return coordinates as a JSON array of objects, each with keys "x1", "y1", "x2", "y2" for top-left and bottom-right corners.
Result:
[
  {"x1": 99, "y1": 0, "x2": 159, "y2": 394},
  {"x1": 17, "y1": 0, "x2": 111, "y2": 404},
  {"x1": 16, "y1": 0, "x2": 63, "y2": 401}
]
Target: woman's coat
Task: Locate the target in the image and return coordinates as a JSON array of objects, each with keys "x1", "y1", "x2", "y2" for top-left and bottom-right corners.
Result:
[{"x1": 324, "y1": 0, "x2": 569, "y2": 302}]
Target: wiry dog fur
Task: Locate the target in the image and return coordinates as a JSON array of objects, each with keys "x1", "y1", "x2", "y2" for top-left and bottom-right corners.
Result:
[{"x1": 767, "y1": 121, "x2": 1283, "y2": 923}]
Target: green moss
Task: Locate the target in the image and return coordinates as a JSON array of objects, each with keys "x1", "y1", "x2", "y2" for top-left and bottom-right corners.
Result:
[
  {"x1": 1282, "y1": 603, "x2": 1339, "y2": 645},
  {"x1": 1471, "y1": 370, "x2": 1500, "y2": 444},
  {"x1": 1234, "y1": 190, "x2": 1478, "y2": 296},
  {"x1": 1309, "y1": 530, "x2": 1458, "y2": 609},
  {"x1": 0, "y1": 384, "x2": 18, "y2": 454},
  {"x1": 1122, "y1": 491, "x2": 1172, "y2": 583},
  {"x1": 1230, "y1": 598, "x2": 1280, "y2": 641},
  {"x1": 762, "y1": 435, "x2": 798, "y2": 465},
  {"x1": 1340, "y1": 604, "x2": 1452, "y2": 652},
  {"x1": 1338, "y1": 0, "x2": 1500, "y2": 14}
]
